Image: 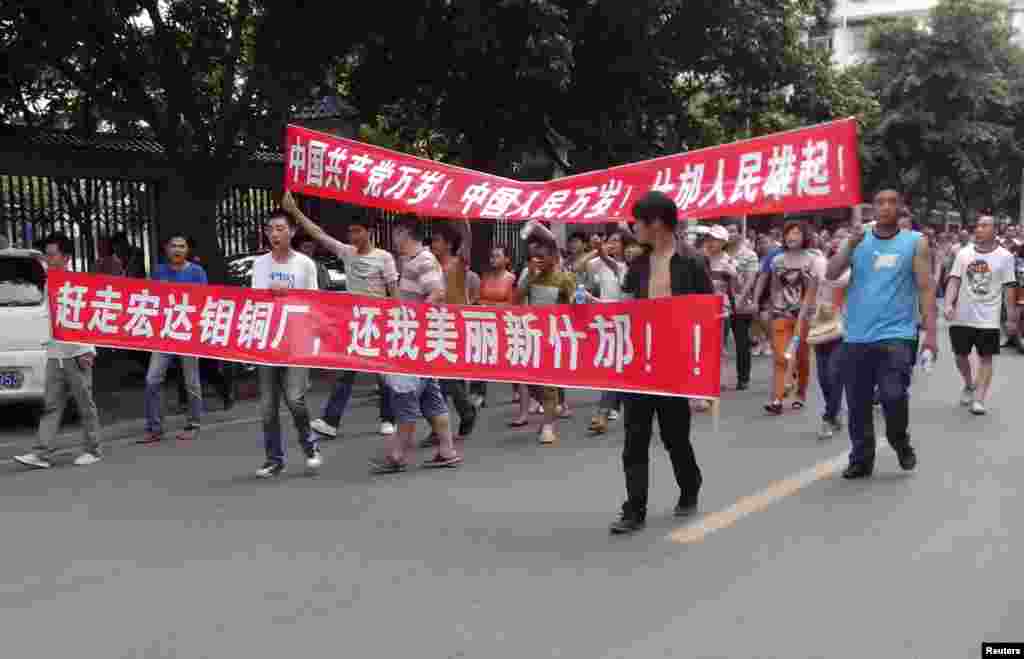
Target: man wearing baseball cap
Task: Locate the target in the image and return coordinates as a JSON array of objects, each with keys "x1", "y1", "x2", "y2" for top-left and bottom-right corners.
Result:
[{"x1": 704, "y1": 225, "x2": 747, "y2": 393}]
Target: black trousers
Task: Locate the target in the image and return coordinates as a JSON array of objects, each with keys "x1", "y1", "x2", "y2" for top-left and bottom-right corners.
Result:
[
  {"x1": 622, "y1": 393, "x2": 701, "y2": 518},
  {"x1": 440, "y1": 379, "x2": 477, "y2": 433},
  {"x1": 728, "y1": 315, "x2": 753, "y2": 385}
]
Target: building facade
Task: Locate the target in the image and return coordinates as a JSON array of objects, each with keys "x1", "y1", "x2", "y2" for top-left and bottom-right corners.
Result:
[{"x1": 816, "y1": 0, "x2": 1024, "y2": 67}]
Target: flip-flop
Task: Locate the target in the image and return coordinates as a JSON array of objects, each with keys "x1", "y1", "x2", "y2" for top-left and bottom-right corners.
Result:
[
  {"x1": 421, "y1": 454, "x2": 463, "y2": 469},
  {"x1": 369, "y1": 458, "x2": 408, "y2": 474},
  {"x1": 792, "y1": 400, "x2": 806, "y2": 410},
  {"x1": 507, "y1": 419, "x2": 529, "y2": 428}
]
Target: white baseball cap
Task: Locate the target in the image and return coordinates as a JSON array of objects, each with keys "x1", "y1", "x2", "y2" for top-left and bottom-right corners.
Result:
[{"x1": 708, "y1": 225, "x2": 729, "y2": 242}]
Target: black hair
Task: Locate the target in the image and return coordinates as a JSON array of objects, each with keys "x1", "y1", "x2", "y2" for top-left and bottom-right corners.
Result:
[
  {"x1": 632, "y1": 190, "x2": 678, "y2": 229},
  {"x1": 163, "y1": 232, "x2": 191, "y2": 247},
  {"x1": 432, "y1": 222, "x2": 463, "y2": 254},
  {"x1": 348, "y1": 217, "x2": 375, "y2": 231},
  {"x1": 527, "y1": 234, "x2": 558, "y2": 256},
  {"x1": 568, "y1": 232, "x2": 587, "y2": 244},
  {"x1": 266, "y1": 209, "x2": 296, "y2": 229},
  {"x1": 608, "y1": 229, "x2": 636, "y2": 249},
  {"x1": 874, "y1": 187, "x2": 904, "y2": 202},
  {"x1": 43, "y1": 231, "x2": 74, "y2": 257},
  {"x1": 394, "y1": 216, "x2": 423, "y2": 240}
]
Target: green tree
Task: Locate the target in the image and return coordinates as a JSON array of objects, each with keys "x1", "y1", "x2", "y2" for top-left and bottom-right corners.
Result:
[
  {"x1": 1, "y1": 1, "x2": 374, "y2": 279},
  {"x1": 347, "y1": 0, "x2": 839, "y2": 176},
  {"x1": 858, "y1": 0, "x2": 1024, "y2": 223}
]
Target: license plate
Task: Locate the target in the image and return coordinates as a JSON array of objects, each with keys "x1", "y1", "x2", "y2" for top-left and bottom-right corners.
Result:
[{"x1": 0, "y1": 371, "x2": 23, "y2": 390}]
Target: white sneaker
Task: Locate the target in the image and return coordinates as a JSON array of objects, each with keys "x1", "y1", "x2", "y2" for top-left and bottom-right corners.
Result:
[
  {"x1": 960, "y1": 386, "x2": 976, "y2": 407},
  {"x1": 73, "y1": 452, "x2": 102, "y2": 467},
  {"x1": 970, "y1": 400, "x2": 988, "y2": 416},
  {"x1": 13, "y1": 453, "x2": 51, "y2": 469},
  {"x1": 538, "y1": 425, "x2": 559, "y2": 445},
  {"x1": 311, "y1": 418, "x2": 338, "y2": 437},
  {"x1": 379, "y1": 422, "x2": 396, "y2": 436},
  {"x1": 305, "y1": 450, "x2": 324, "y2": 471}
]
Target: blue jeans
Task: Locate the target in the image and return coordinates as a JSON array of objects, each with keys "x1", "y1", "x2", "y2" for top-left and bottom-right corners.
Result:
[
  {"x1": 814, "y1": 341, "x2": 845, "y2": 423},
  {"x1": 145, "y1": 353, "x2": 201, "y2": 434},
  {"x1": 842, "y1": 340, "x2": 915, "y2": 467},
  {"x1": 322, "y1": 372, "x2": 394, "y2": 426},
  {"x1": 258, "y1": 366, "x2": 315, "y2": 464}
]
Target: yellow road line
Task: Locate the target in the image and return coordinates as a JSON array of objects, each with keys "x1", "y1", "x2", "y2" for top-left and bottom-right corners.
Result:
[{"x1": 668, "y1": 452, "x2": 849, "y2": 545}]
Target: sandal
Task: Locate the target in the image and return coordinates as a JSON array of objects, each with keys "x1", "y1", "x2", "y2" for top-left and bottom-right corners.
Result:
[
  {"x1": 369, "y1": 458, "x2": 408, "y2": 474},
  {"x1": 136, "y1": 432, "x2": 163, "y2": 445},
  {"x1": 421, "y1": 454, "x2": 463, "y2": 469},
  {"x1": 764, "y1": 401, "x2": 783, "y2": 416},
  {"x1": 507, "y1": 418, "x2": 529, "y2": 428},
  {"x1": 792, "y1": 400, "x2": 805, "y2": 410}
]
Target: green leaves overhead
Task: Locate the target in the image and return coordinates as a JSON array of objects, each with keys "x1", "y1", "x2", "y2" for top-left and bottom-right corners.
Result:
[{"x1": 857, "y1": 0, "x2": 1024, "y2": 220}]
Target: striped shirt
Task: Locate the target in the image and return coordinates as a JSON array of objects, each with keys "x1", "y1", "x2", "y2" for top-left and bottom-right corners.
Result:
[{"x1": 398, "y1": 248, "x2": 445, "y2": 302}]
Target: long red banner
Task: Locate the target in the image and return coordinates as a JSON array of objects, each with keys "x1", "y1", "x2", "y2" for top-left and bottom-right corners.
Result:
[
  {"x1": 47, "y1": 271, "x2": 723, "y2": 399},
  {"x1": 285, "y1": 119, "x2": 861, "y2": 223}
]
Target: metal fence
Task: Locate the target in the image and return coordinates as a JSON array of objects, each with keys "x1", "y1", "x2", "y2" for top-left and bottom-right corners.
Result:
[
  {"x1": 3, "y1": 172, "x2": 527, "y2": 274},
  {"x1": 217, "y1": 185, "x2": 277, "y2": 257},
  {"x1": 1, "y1": 173, "x2": 158, "y2": 273}
]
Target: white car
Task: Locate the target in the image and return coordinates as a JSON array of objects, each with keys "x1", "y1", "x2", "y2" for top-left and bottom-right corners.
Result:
[{"x1": 0, "y1": 248, "x2": 50, "y2": 406}]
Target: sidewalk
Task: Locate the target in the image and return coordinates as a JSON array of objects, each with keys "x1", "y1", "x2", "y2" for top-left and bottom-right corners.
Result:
[{"x1": 0, "y1": 351, "x2": 383, "y2": 458}]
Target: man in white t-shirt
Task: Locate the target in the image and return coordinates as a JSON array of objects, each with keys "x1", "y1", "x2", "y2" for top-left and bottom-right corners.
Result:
[
  {"x1": 944, "y1": 215, "x2": 1019, "y2": 415},
  {"x1": 252, "y1": 208, "x2": 322, "y2": 478},
  {"x1": 283, "y1": 192, "x2": 399, "y2": 438}
]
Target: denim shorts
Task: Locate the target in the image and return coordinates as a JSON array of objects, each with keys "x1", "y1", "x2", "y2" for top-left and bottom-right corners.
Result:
[{"x1": 389, "y1": 377, "x2": 448, "y2": 423}]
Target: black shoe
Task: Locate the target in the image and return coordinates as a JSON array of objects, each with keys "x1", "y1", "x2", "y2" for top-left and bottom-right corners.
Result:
[
  {"x1": 842, "y1": 462, "x2": 873, "y2": 479},
  {"x1": 457, "y1": 412, "x2": 477, "y2": 439},
  {"x1": 674, "y1": 497, "x2": 699, "y2": 518},
  {"x1": 256, "y1": 461, "x2": 285, "y2": 478},
  {"x1": 609, "y1": 506, "x2": 646, "y2": 535},
  {"x1": 736, "y1": 381, "x2": 749, "y2": 391},
  {"x1": 896, "y1": 446, "x2": 917, "y2": 471}
]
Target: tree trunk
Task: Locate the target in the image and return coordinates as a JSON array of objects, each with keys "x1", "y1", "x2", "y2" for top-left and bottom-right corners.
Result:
[{"x1": 159, "y1": 165, "x2": 229, "y2": 285}]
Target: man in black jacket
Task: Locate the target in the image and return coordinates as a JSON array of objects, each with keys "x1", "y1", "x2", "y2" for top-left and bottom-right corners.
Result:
[{"x1": 610, "y1": 191, "x2": 714, "y2": 535}]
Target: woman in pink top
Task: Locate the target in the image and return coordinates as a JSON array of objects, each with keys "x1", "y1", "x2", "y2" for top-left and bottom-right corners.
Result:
[{"x1": 470, "y1": 246, "x2": 518, "y2": 408}]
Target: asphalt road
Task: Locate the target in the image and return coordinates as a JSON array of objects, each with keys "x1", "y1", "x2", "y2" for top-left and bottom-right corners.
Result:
[{"x1": 1, "y1": 341, "x2": 1021, "y2": 659}]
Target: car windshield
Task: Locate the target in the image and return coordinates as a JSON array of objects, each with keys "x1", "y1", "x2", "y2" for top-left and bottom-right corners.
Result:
[{"x1": 0, "y1": 257, "x2": 45, "y2": 306}]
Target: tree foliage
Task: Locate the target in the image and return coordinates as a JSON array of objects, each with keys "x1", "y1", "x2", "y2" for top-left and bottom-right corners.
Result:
[
  {"x1": 857, "y1": 0, "x2": 1024, "y2": 222},
  {"x1": 1, "y1": 0, "x2": 879, "y2": 269},
  {"x1": 347, "y1": 0, "x2": 844, "y2": 174}
]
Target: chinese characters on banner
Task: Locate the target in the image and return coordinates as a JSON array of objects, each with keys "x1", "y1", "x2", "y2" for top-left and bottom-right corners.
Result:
[
  {"x1": 285, "y1": 119, "x2": 861, "y2": 223},
  {"x1": 48, "y1": 271, "x2": 723, "y2": 399}
]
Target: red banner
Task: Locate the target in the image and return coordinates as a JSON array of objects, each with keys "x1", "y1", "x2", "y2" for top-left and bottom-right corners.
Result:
[
  {"x1": 47, "y1": 271, "x2": 723, "y2": 399},
  {"x1": 285, "y1": 119, "x2": 861, "y2": 223}
]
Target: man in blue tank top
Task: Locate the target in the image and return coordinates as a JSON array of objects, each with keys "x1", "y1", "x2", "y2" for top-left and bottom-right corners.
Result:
[{"x1": 826, "y1": 189, "x2": 938, "y2": 479}]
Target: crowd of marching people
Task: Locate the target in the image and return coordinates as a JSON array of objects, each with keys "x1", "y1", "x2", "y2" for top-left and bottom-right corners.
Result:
[{"x1": 12, "y1": 187, "x2": 1022, "y2": 535}]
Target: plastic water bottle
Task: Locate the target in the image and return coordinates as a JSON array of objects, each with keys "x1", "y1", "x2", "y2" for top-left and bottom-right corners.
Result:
[
  {"x1": 783, "y1": 336, "x2": 800, "y2": 361},
  {"x1": 574, "y1": 284, "x2": 588, "y2": 304},
  {"x1": 918, "y1": 349, "x2": 935, "y2": 374}
]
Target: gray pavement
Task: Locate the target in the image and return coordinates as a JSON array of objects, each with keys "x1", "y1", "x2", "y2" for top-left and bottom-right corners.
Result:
[{"x1": 1, "y1": 340, "x2": 1021, "y2": 659}]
